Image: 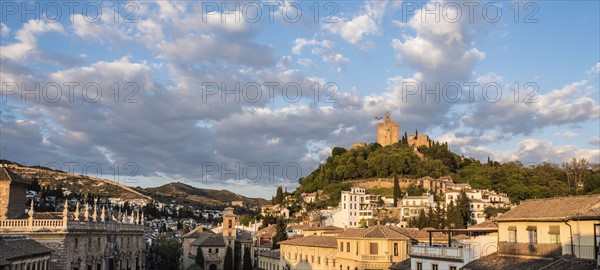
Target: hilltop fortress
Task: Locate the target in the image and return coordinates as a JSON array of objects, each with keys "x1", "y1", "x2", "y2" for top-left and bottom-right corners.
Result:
[{"x1": 354, "y1": 112, "x2": 430, "y2": 150}]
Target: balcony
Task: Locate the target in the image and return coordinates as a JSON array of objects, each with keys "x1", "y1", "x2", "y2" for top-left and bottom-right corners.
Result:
[
  {"x1": 359, "y1": 255, "x2": 388, "y2": 261},
  {"x1": 563, "y1": 245, "x2": 596, "y2": 260},
  {"x1": 498, "y1": 242, "x2": 562, "y2": 258},
  {"x1": 408, "y1": 244, "x2": 464, "y2": 261}
]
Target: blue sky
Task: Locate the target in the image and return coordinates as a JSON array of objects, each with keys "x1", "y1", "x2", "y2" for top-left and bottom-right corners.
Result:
[{"x1": 1, "y1": 0, "x2": 599, "y2": 199}]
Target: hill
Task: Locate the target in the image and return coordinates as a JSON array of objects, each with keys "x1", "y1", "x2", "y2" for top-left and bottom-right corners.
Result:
[
  {"x1": 144, "y1": 182, "x2": 268, "y2": 208},
  {"x1": 295, "y1": 141, "x2": 600, "y2": 207},
  {"x1": 2, "y1": 161, "x2": 268, "y2": 209},
  {"x1": 5, "y1": 163, "x2": 152, "y2": 201}
]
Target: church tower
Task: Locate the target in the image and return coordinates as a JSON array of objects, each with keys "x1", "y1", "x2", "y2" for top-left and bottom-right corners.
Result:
[
  {"x1": 222, "y1": 207, "x2": 237, "y2": 247},
  {"x1": 377, "y1": 112, "x2": 399, "y2": 146},
  {"x1": 0, "y1": 165, "x2": 30, "y2": 220}
]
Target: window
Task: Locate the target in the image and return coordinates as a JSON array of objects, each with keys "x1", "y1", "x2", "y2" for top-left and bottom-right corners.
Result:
[
  {"x1": 450, "y1": 267, "x2": 457, "y2": 270},
  {"x1": 549, "y1": 226, "x2": 561, "y2": 244},
  {"x1": 340, "y1": 242, "x2": 343, "y2": 251},
  {"x1": 215, "y1": 248, "x2": 219, "y2": 253},
  {"x1": 346, "y1": 242, "x2": 350, "y2": 252},
  {"x1": 508, "y1": 226, "x2": 517, "y2": 243},
  {"x1": 393, "y1": 243, "x2": 398, "y2": 256},
  {"x1": 527, "y1": 226, "x2": 538, "y2": 244},
  {"x1": 228, "y1": 219, "x2": 232, "y2": 228},
  {"x1": 432, "y1": 264, "x2": 438, "y2": 270},
  {"x1": 311, "y1": 256, "x2": 314, "y2": 263},
  {"x1": 208, "y1": 248, "x2": 212, "y2": 254},
  {"x1": 369, "y1": 243, "x2": 378, "y2": 255},
  {"x1": 416, "y1": 262, "x2": 422, "y2": 270},
  {"x1": 318, "y1": 257, "x2": 321, "y2": 264}
]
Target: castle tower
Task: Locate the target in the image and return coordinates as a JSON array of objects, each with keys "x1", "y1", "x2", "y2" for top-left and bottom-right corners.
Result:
[
  {"x1": 377, "y1": 112, "x2": 399, "y2": 146},
  {"x1": 222, "y1": 207, "x2": 237, "y2": 247},
  {"x1": 0, "y1": 166, "x2": 30, "y2": 220}
]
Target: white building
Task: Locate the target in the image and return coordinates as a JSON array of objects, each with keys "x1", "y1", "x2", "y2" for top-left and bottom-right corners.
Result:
[
  {"x1": 409, "y1": 227, "x2": 498, "y2": 270},
  {"x1": 399, "y1": 193, "x2": 435, "y2": 227},
  {"x1": 445, "y1": 189, "x2": 510, "y2": 224},
  {"x1": 331, "y1": 187, "x2": 379, "y2": 228}
]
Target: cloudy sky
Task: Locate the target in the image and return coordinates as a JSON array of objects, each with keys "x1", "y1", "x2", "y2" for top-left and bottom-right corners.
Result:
[{"x1": 1, "y1": 0, "x2": 599, "y2": 198}]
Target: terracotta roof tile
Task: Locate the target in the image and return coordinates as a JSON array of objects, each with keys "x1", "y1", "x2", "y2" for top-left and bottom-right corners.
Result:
[
  {"x1": 279, "y1": 236, "x2": 338, "y2": 248},
  {"x1": 337, "y1": 225, "x2": 410, "y2": 239},
  {"x1": 0, "y1": 236, "x2": 53, "y2": 263},
  {"x1": 496, "y1": 195, "x2": 600, "y2": 222}
]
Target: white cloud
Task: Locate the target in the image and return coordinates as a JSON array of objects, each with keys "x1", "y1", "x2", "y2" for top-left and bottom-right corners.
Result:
[
  {"x1": 391, "y1": 0, "x2": 485, "y2": 81},
  {"x1": 588, "y1": 62, "x2": 600, "y2": 74},
  {"x1": 0, "y1": 22, "x2": 8, "y2": 37},
  {"x1": 563, "y1": 131, "x2": 578, "y2": 138},
  {"x1": 323, "y1": 53, "x2": 349, "y2": 72},
  {"x1": 292, "y1": 38, "x2": 333, "y2": 55},
  {"x1": 463, "y1": 139, "x2": 600, "y2": 164},
  {"x1": 297, "y1": 58, "x2": 316, "y2": 68},
  {"x1": 323, "y1": 0, "x2": 388, "y2": 44},
  {"x1": 0, "y1": 20, "x2": 64, "y2": 61},
  {"x1": 590, "y1": 137, "x2": 600, "y2": 146},
  {"x1": 460, "y1": 79, "x2": 600, "y2": 135}
]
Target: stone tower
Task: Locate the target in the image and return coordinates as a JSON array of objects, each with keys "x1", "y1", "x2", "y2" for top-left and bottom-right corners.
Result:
[
  {"x1": 0, "y1": 165, "x2": 30, "y2": 220},
  {"x1": 377, "y1": 112, "x2": 399, "y2": 146},
  {"x1": 222, "y1": 207, "x2": 237, "y2": 247}
]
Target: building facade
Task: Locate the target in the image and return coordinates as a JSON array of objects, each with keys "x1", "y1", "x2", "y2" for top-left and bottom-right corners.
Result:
[
  {"x1": 408, "y1": 227, "x2": 498, "y2": 270},
  {"x1": 0, "y1": 167, "x2": 146, "y2": 270},
  {"x1": 495, "y1": 195, "x2": 600, "y2": 262},
  {"x1": 332, "y1": 187, "x2": 379, "y2": 228},
  {"x1": 399, "y1": 194, "x2": 435, "y2": 226}
]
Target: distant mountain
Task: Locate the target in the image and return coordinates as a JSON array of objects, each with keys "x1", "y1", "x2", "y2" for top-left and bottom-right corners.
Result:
[
  {"x1": 3, "y1": 161, "x2": 268, "y2": 209},
  {"x1": 144, "y1": 182, "x2": 269, "y2": 208},
  {"x1": 5, "y1": 162, "x2": 152, "y2": 201}
]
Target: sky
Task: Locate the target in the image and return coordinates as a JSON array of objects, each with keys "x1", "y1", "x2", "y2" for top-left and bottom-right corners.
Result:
[{"x1": 0, "y1": 0, "x2": 599, "y2": 199}]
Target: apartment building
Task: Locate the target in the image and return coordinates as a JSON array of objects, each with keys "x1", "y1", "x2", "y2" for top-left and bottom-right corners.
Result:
[{"x1": 331, "y1": 187, "x2": 379, "y2": 228}]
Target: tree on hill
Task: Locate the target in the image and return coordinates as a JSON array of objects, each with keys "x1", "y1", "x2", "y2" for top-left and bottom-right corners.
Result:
[
  {"x1": 445, "y1": 201, "x2": 463, "y2": 229},
  {"x1": 242, "y1": 247, "x2": 252, "y2": 270},
  {"x1": 154, "y1": 236, "x2": 181, "y2": 270},
  {"x1": 273, "y1": 186, "x2": 284, "y2": 204},
  {"x1": 393, "y1": 173, "x2": 400, "y2": 207},
  {"x1": 271, "y1": 217, "x2": 288, "y2": 249},
  {"x1": 223, "y1": 247, "x2": 233, "y2": 270},
  {"x1": 195, "y1": 245, "x2": 205, "y2": 269},
  {"x1": 332, "y1": 147, "x2": 347, "y2": 156},
  {"x1": 28, "y1": 178, "x2": 41, "y2": 192},
  {"x1": 457, "y1": 190, "x2": 473, "y2": 228}
]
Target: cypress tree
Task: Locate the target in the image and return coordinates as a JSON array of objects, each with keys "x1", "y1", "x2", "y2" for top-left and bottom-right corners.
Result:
[
  {"x1": 393, "y1": 173, "x2": 400, "y2": 207},
  {"x1": 224, "y1": 247, "x2": 233, "y2": 270},
  {"x1": 271, "y1": 217, "x2": 288, "y2": 249},
  {"x1": 242, "y1": 247, "x2": 252, "y2": 270}
]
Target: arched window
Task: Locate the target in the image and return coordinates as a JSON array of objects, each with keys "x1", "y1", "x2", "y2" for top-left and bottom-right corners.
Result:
[
  {"x1": 228, "y1": 219, "x2": 232, "y2": 228},
  {"x1": 208, "y1": 248, "x2": 212, "y2": 253}
]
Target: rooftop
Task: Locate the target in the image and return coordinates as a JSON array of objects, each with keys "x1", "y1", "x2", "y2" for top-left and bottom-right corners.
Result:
[
  {"x1": 0, "y1": 236, "x2": 53, "y2": 266},
  {"x1": 495, "y1": 195, "x2": 600, "y2": 222},
  {"x1": 279, "y1": 235, "x2": 338, "y2": 248},
  {"x1": 337, "y1": 225, "x2": 419, "y2": 239}
]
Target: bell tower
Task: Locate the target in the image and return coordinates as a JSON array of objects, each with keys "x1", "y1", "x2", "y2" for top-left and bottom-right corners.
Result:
[{"x1": 222, "y1": 207, "x2": 237, "y2": 247}]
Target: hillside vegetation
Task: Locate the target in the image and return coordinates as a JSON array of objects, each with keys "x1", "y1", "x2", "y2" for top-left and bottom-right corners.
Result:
[
  {"x1": 295, "y1": 141, "x2": 600, "y2": 207},
  {"x1": 3, "y1": 161, "x2": 268, "y2": 209}
]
